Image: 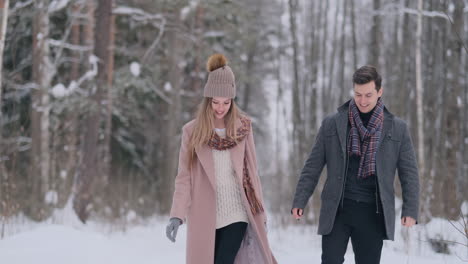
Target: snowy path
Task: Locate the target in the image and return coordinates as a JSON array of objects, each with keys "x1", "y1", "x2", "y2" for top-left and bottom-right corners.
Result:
[{"x1": 0, "y1": 218, "x2": 465, "y2": 264}]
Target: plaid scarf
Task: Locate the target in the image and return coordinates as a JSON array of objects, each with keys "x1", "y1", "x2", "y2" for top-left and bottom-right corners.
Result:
[
  {"x1": 347, "y1": 98, "x2": 384, "y2": 179},
  {"x1": 207, "y1": 117, "x2": 264, "y2": 215}
]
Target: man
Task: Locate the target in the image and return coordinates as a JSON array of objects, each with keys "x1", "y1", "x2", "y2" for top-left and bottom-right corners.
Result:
[{"x1": 291, "y1": 66, "x2": 419, "y2": 264}]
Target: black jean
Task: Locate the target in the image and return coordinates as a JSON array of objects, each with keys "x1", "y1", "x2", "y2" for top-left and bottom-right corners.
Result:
[
  {"x1": 214, "y1": 222, "x2": 248, "y2": 264},
  {"x1": 322, "y1": 198, "x2": 386, "y2": 264}
]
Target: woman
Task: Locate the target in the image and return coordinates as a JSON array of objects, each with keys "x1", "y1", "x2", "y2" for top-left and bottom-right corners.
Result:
[{"x1": 166, "y1": 54, "x2": 277, "y2": 264}]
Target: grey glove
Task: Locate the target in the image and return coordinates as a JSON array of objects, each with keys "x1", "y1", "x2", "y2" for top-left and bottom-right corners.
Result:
[{"x1": 166, "y1": 217, "x2": 182, "y2": 243}]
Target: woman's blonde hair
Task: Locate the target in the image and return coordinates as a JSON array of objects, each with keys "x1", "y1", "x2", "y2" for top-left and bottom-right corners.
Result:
[{"x1": 188, "y1": 97, "x2": 242, "y2": 163}]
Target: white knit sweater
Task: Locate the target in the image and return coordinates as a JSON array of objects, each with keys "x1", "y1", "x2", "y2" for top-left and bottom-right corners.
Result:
[{"x1": 213, "y1": 128, "x2": 249, "y2": 229}]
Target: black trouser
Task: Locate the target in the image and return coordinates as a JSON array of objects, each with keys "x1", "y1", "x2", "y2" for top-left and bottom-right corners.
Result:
[
  {"x1": 322, "y1": 198, "x2": 386, "y2": 264},
  {"x1": 214, "y1": 222, "x2": 248, "y2": 264}
]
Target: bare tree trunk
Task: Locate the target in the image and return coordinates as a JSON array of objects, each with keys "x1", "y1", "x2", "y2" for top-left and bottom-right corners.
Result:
[
  {"x1": 317, "y1": 0, "x2": 327, "y2": 128},
  {"x1": 464, "y1": 44, "x2": 468, "y2": 202},
  {"x1": 273, "y1": 1, "x2": 285, "y2": 215},
  {"x1": 30, "y1": 0, "x2": 53, "y2": 221},
  {"x1": 68, "y1": 3, "x2": 81, "y2": 158},
  {"x1": 70, "y1": 4, "x2": 81, "y2": 81},
  {"x1": 0, "y1": 1, "x2": 10, "y2": 226},
  {"x1": 0, "y1": 0, "x2": 9, "y2": 228},
  {"x1": 0, "y1": 0, "x2": 7, "y2": 234},
  {"x1": 326, "y1": 0, "x2": 341, "y2": 106},
  {"x1": 415, "y1": 0, "x2": 428, "y2": 223},
  {"x1": 288, "y1": 0, "x2": 305, "y2": 177},
  {"x1": 423, "y1": 0, "x2": 434, "y2": 197},
  {"x1": 386, "y1": 0, "x2": 400, "y2": 113},
  {"x1": 369, "y1": 0, "x2": 381, "y2": 67},
  {"x1": 191, "y1": 3, "x2": 204, "y2": 95},
  {"x1": 397, "y1": 0, "x2": 410, "y2": 119},
  {"x1": 98, "y1": 0, "x2": 115, "y2": 189},
  {"x1": 338, "y1": 0, "x2": 347, "y2": 104},
  {"x1": 442, "y1": 0, "x2": 464, "y2": 219},
  {"x1": 307, "y1": 0, "x2": 319, "y2": 136},
  {"x1": 431, "y1": 16, "x2": 449, "y2": 218},
  {"x1": 452, "y1": 0, "x2": 465, "y2": 208},
  {"x1": 78, "y1": 0, "x2": 115, "y2": 222},
  {"x1": 55, "y1": 2, "x2": 82, "y2": 208},
  {"x1": 271, "y1": 0, "x2": 291, "y2": 221},
  {"x1": 0, "y1": 0, "x2": 8, "y2": 100},
  {"x1": 242, "y1": 48, "x2": 255, "y2": 113},
  {"x1": 350, "y1": 0, "x2": 357, "y2": 70},
  {"x1": 161, "y1": 10, "x2": 183, "y2": 214},
  {"x1": 306, "y1": 0, "x2": 321, "y2": 225},
  {"x1": 464, "y1": 31, "x2": 468, "y2": 202},
  {"x1": 73, "y1": 0, "x2": 115, "y2": 223}
]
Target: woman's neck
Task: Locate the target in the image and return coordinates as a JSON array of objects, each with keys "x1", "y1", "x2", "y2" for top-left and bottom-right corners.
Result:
[{"x1": 214, "y1": 118, "x2": 225, "y2": 129}]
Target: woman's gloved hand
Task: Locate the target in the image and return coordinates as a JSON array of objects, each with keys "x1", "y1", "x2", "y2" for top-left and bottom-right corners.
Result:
[{"x1": 166, "y1": 217, "x2": 182, "y2": 242}]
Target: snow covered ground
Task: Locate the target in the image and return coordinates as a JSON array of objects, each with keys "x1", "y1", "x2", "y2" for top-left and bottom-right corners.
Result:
[{"x1": 0, "y1": 214, "x2": 466, "y2": 264}]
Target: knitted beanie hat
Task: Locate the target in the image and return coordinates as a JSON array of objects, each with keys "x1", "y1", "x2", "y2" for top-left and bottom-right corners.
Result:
[{"x1": 203, "y1": 54, "x2": 236, "y2": 98}]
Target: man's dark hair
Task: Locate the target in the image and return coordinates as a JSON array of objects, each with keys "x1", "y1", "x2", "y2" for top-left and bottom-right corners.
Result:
[{"x1": 353, "y1": 65, "x2": 382, "y2": 91}]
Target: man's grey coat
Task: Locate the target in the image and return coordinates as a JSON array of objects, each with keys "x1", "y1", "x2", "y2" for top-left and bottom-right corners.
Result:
[{"x1": 292, "y1": 100, "x2": 419, "y2": 240}]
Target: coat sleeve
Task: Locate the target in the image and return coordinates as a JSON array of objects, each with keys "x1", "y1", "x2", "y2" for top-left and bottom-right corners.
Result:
[
  {"x1": 169, "y1": 125, "x2": 192, "y2": 222},
  {"x1": 397, "y1": 123, "x2": 420, "y2": 221},
  {"x1": 291, "y1": 119, "x2": 327, "y2": 210}
]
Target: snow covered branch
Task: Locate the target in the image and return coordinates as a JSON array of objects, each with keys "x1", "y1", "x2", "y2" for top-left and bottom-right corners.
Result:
[
  {"x1": 141, "y1": 21, "x2": 165, "y2": 64},
  {"x1": 48, "y1": 0, "x2": 71, "y2": 13},
  {"x1": 374, "y1": 4, "x2": 468, "y2": 20},
  {"x1": 9, "y1": 0, "x2": 33, "y2": 15},
  {"x1": 51, "y1": 54, "x2": 99, "y2": 98},
  {"x1": 4, "y1": 80, "x2": 37, "y2": 90},
  {"x1": 48, "y1": 38, "x2": 93, "y2": 52},
  {"x1": 0, "y1": 136, "x2": 31, "y2": 153},
  {"x1": 140, "y1": 77, "x2": 172, "y2": 104},
  {"x1": 2, "y1": 81, "x2": 37, "y2": 102},
  {"x1": 113, "y1": 6, "x2": 165, "y2": 23},
  {"x1": 151, "y1": 84, "x2": 172, "y2": 105},
  {"x1": 113, "y1": 6, "x2": 167, "y2": 65},
  {"x1": 10, "y1": 0, "x2": 72, "y2": 16},
  {"x1": 400, "y1": 7, "x2": 448, "y2": 19}
]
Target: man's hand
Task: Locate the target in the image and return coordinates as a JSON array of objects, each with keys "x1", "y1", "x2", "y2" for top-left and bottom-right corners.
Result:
[
  {"x1": 291, "y1": 208, "x2": 303, "y2": 220},
  {"x1": 401, "y1": 216, "x2": 416, "y2": 227}
]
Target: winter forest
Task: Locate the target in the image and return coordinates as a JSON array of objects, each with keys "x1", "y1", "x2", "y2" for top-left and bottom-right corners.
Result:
[{"x1": 0, "y1": 0, "x2": 467, "y2": 263}]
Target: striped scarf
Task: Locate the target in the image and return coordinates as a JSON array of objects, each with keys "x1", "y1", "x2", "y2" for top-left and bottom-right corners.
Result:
[
  {"x1": 207, "y1": 117, "x2": 264, "y2": 215},
  {"x1": 347, "y1": 98, "x2": 384, "y2": 179}
]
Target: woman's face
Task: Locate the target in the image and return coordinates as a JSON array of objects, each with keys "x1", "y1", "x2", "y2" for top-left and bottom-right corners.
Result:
[{"x1": 211, "y1": 97, "x2": 232, "y2": 120}]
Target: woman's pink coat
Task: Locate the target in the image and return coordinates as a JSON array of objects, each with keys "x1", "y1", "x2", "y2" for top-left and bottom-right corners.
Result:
[{"x1": 170, "y1": 118, "x2": 277, "y2": 264}]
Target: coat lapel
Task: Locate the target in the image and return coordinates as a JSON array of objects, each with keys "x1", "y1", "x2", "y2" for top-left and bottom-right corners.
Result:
[
  {"x1": 229, "y1": 118, "x2": 246, "y2": 183},
  {"x1": 336, "y1": 110, "x2": 348, "y2": 155},
  {"x1": 378, "y1": 109, "x2": 393, "y2": 148},
  {"x1": 376, "y1": 109, "x2": 394, "y2": 178},
  {"x1": 195, "y1": 144, "x2": 216, "y2": 190},
  {"x1": 335, "y1": 100, "x2": 350, "y2": 155},
  {"x1": 229, "y1": 139, "x2": 246, "y2": 183}
]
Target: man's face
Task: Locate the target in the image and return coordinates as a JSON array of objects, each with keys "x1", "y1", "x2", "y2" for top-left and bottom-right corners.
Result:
[{"x1": 353, "y1": 81, "x2": 383, "y2": 113}]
